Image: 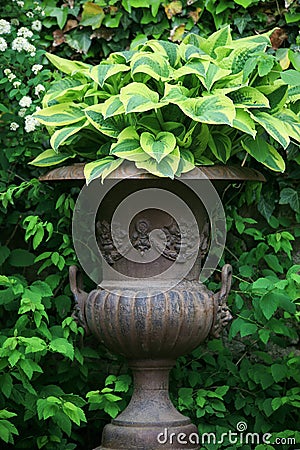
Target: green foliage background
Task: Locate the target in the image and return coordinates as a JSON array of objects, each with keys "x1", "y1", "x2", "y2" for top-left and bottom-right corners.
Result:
[{"x1": 0, "y1": 0, "x2": 299, "y2": 449}]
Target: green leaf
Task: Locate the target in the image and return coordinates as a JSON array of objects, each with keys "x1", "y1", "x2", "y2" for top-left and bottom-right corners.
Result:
[
  {"x1": 49, "y1": 338, "x2": 74, "y2": 360},
  {"x1": 260, "y1": 292, "x2": 279, "y2": 320},
  {"x1": 8, "y1": 249, "x2": 35, "y2": 267},
  {"x1": 229, "y1": 87, "x2": 270, "y2": 108},
  {"x1": 62, "y1": 402, "x2": 86, "y2": 425},
  {"x1": 46, "y1": 53, "x2": 91, "y2": 76},
  {"x1": 120, "y1": 82, "x2": 162, "y2": 113},
  {"x1": 200, "y1": 25, "x2": 232, "y2": 57},
  {"x1": 101, "y1": 95, "x2": 125, "y2": 119},
  {"x1": 30, "y1": 149, "x2": 75, "y2": 167},
  {"x1": 279, "y1": 188, "x2": 300, "y2": 212},
  {"x1": 80, "y1": 2, "x2": 105, "y2": 29},
  {"x1": 84, "y1": 157, "x2": 123, "y2": 184},
  {"x1": 140, "y1": 131, "x2": 176, "y2": 162},
  {"x1": 84, "y1": 106, "x2": 120, "y2": 137},
  {"x1": 172, "y1": 60, "x2": 209, "y2": 81},
  {"x1": 131, "y1": 52, "x2": 170, "y2": 81},
  {"x1": 281, "y1": 69, "x2": 300, "y2": 86},
  {"x1": 50, "y1": 120, "x2": 88, "y2": 151},
  {"x1": 242, "y1": 136, "x2": 285, "y2": 172},
  {"x1": 233, "y1": 109, "x2": 256, "y2": 137},
  {"x1": 0, "y1": 246, "x2": 10, "y2": 265},
  {"x1": 136, "y1": 146, "x2": 180, "y2": 178},
  {"x1": 251, "y1": 112, "x2": 290, "y2": 149},
  {"x1": 33, "y1": 103, "x2": 86, "y2": 127},
  {"x1": 240, "y1": 322, "x2": 257, "y2": 337},
  {"x1": 271, "y1": 364, "x2": 287, "y2": 383},
  {"x1": 264, "y1": 254, "x2": 283, "y2": 273},
  {"x1": 90, "y1": 63, "x2": 130, "y2": 87},
  {"x1": 111, "y1": 127, "x2": 147, "y2": 162},
  {"x1": 177, "y1": 95, "x2": 235, "y2": 125},
  {"x1": 143, "y1": 40, "x2": 181, "y2": 67},
  {"x1": 208, "y1": 133, "x2": 232, "y2": 163}
]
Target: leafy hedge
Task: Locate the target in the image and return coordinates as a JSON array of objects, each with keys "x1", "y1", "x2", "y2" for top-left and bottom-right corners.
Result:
[{"x1": 0, "y1": 0, "x2": 299, "y2": 449}]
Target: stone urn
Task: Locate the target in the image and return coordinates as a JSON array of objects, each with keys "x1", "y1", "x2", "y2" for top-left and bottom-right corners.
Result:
[{"x1": 40, "y1": 162, "x2": 264, "y2": 450}]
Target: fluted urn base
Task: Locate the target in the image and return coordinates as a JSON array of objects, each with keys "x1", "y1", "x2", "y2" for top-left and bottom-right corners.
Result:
[{"x1": 95, "y1": 360, "x2": 198, "y2": 450}]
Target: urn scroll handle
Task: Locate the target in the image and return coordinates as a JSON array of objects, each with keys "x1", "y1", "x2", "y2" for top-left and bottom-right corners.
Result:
[
  {"x1": 210, "y1": 264, "x2": 233, "y2": 338},
  {"x1": 69, "y1": 265, "x2": 89, "y2": 334}
]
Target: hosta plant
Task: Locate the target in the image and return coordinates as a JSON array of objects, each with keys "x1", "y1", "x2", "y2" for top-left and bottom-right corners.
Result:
[{"x1": 31, "y1": 26, "x2": 300, "y2": 183}]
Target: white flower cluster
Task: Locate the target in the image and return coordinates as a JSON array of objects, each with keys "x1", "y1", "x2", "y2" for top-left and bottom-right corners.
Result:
[
  {"x1": 32, "y1": 20, "x2": 42, "y2": 32},
  {"x1": 34, "y1": 84, "x2": 45, "y2": 96},
  {"x1": 4, "y1": 69, "x2": 17, "y2": 82},
  {"x1": 13, "y1": 81, "x2": 21, "y2": 88},
  {"x1": 12, "y1": 37, "x2": 36, "y2": 56},
  {"x1": 0, "y1": 37, "x2": 8, "y2": 52},
  {"x1": 18, "y1": 108, "x2": 27, "y2": 117},
  {"x1": 32, "y1": 64, "x2": 43, "y2": 75},
  {"x1": 0, "y1": 19, "x2": 11, "y2": 35},
  {"x1": 24, "y1": 115, "x2": 39, "y2": 133},
  {"x1": 19, "y1": 96, "x2": 32, "y2": 108},
  {"x1": 10, "y1": 19, "x2": 19, "y2": 26},
  {"x1": 10, "y1": 122, "x2": 19, "y2": 131},
  {"x1": 17, "y1": 27, "x2": 33, "y2": 39}
]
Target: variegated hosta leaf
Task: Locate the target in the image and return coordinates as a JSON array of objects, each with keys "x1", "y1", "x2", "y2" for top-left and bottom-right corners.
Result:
[
  {"x1": 176, "y1": 95, "x2": 236, "y2": 125},
  {"x1": 33, "y1": 103, "x2": 86, "y2": 127},
  {"x1": 131, "y1": 52, "x2": 170, "y2": 81},
  {"x1": 178, "y1": 43, "x2": 210, "y2": 62},
  {"x1": 258, "y1": 83, "x2": 288, "y2": 113},
  {"x1": 135, "y1": 146, "x2": 180, "y2": 178},
  {"x1": 84, "y1": 105, "x2": 120, "y2": 137},
  {"x1": 107, "y1": 50, "x2": 136, "y2": 64},
  {"x1": 233, "y1": 109, "x2": 256, "y2": 137},
  {"x1": 84, "y1": 157, "x2": 123, "y2": 184},
  {"x1": 172, "y1": 60, "x2": 209, "y2": 81},
  {"x1": 43, "y1": 78, "x2": 86, "y2": 107},
  {"x1": 203, "y1": 63, "x2": 231, "y2": 91},
  {"x1": 30, "y1": 149, "x2": 75, "y2": 167},
  {"x1": 218, "y1": 43, "x2": 268, "y2": 74},
  {"x1": 137, "y1": 114, "x2": 161, "y2": 133},
  {"x1": 142, "y1": 40, "x2": 181, "y2": 68},
  {"x1": 110, "y1": 127, "x2": 148, "y2": 162},
  {"x1": 101, "y1": 95, "x2": 125, "y2": 119},
  {"x1": 229, "y1": 87, "x2": 270, "y2": 108},
  {"x1": 275, "y1": 110, "x2": 300, "y2": 143},
  {"x1": 175, "y1": 149, "x2": 195, "y2": 176},
  {"x1": 208, "y1": 133, "x2": 232, "y2": 163},
  {"x1": 140, "y1": 131, "x2": 176, "y2": 162},
  {"x1": 90, "y1": 63, "x2": 130, "y2": 87},
  {"x1": 200, "y1": 25, "x2": 232, "y2": 58},
  {"x1": 162, "y1": 84, "x2": 190, "y2": 102},
  {"x1": 120, "y1": 82, "x2": 163, "y2": 113},
  {"x1": 182, "y1": 33, "x2": 206, "y2": 49},
  {"x1": 50, "y1": 120, "x2": 89, "y2": 151},
  {"x1": 46, "y1": 52, "x2": 91, "y2": 76},
  {"x1": 242, "y1": 136, "x2": 285, "y2": 172},
  {"x1": 212, "y1": 72, "x2": 244, "y2": 93},
  {"x1": 251, "y1": 111, "x2": 290, "y2": 149}
]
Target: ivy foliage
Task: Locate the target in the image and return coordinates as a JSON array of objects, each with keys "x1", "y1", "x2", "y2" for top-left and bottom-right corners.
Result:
[{"x1": 0, "y1": 0, "x2": 299, "y2": 449}]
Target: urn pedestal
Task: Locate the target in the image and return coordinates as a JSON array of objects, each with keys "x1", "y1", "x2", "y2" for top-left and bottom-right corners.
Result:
[{"x1": 40, "y1": 163, "x2": 265, "y2": 450}]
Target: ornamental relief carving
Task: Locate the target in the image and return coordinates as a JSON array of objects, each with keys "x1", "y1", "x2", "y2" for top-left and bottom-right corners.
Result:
[{"x1": 96, "y1": 217, "x2": 210, "y2": 265}]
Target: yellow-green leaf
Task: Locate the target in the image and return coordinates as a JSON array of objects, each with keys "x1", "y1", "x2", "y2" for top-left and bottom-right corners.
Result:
[
  {"x1": 120, "y1": 82, "x2": 162, "y2": 113},
  {"x1": 131, "y1": 52, "x2": 170, "y2": 81},
  {"x1": 46, "y1": 53, "x2": 91, "y2": 76},
  {"x1": 30, "y1": 149, "x2": 75, "y2": 167},
  {"x1": 242, "y1": 136, "x2": 285, "y2": 172},
  {"x1": 50, "y1": 120, "x2": 88, "y2": 151},
  {"x1": 33, "y1": 103, "x2": 85, "y2": 127},
  {"x1": 176, "y1": 95, "x2": 235, "y2": 125},
  {"x1": 90, "y1": 63, "x2": 130, "y2": 87},
  {"x1": 140, "y1": 131, "x2": 176, "y2": 162}
]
